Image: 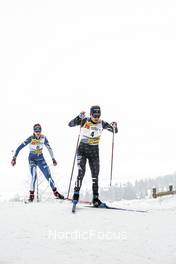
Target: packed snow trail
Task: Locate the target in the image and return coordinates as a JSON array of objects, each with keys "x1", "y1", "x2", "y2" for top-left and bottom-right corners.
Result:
[{"x1": 0, "y1": 196, "x2": 176, "y2": 264}]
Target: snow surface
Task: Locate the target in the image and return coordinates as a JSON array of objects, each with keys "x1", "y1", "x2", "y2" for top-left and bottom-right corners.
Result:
[{"x1": 1, "y1": 196, "x2": 176, "y2": 264}]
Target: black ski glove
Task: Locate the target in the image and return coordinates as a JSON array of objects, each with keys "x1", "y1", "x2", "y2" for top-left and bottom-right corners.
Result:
[
  {"x1": 52, "y1": 158, "x2": 57, "y2": 166},
  {"x1": 110, "y1": 122, "x2": 118, "y2": 133},
  {"x1": 111, "y1": 122, "x2": 117, "y2": 129},
  {"x1": 11, "y1": 157, "x2": 16, "y2": 166}
]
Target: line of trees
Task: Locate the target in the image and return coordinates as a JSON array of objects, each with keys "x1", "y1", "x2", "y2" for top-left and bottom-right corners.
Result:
[
  {"x1": 9, "y1": 172, "x2": 176, "y2": 202},
  {"x1": 80, "y1": 172, "x2": 176, "y2": 201}
]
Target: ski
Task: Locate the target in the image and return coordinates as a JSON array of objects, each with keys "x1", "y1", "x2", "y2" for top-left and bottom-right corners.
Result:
[
  {"x1": 24, "y1": 200, "x2": 33, "y2": 204},
  {"x1": 84, "y1": 205, "x2": 147, "y2": 213},
  {"x1": 66, "y1": 197, "x2": 91, "y2": 205}
]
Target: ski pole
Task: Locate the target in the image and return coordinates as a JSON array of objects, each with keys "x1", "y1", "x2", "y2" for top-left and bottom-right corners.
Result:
[
  {"x1": 67, "y1": 125, "x2": 82, "y2": 199},
  {"x1": 110, "y1": 127, "x2": 115, "y2": 187},
  {"x1": 36, "y1": 175, "x2": 39, "y2": 202}
]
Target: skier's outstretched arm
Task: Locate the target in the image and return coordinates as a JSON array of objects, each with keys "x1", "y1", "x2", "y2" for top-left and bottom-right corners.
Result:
[
  {"x1": 11, "y1": 137, "x2": 31, "y2": 166},
  {"x1": 44, "y1": 137, "x2": 57, "y2": 166},
  {"x1": 68, "y1": 111, "x2": 86, "y2": 127},
  {"x1": 102, "y1": 121, "x2": 118, "y2": 133}
]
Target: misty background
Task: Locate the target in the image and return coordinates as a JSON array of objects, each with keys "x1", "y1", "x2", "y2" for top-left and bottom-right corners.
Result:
[
  {"x1": 8, "y1": 172, "x2": 176, "y2": 202},
  {"x1": 1, "y1": 1, "x2": 176, "y2": 198}
]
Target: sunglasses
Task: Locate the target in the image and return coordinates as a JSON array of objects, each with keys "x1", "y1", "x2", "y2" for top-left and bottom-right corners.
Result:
[
  {"x1": 92, "y1": 113, "x2": 101, "y2": 118},
  {"x1": 34, "y1": 129, "x2": 41, "y2": 133}
]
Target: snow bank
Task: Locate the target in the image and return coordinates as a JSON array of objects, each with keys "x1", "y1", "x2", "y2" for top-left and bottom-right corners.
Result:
[
  {"x1": 111, "y1": 194, "x2": 176, "y2": 211},
  {"x1": 0, "y1": 196, "x2": 176, "y2": 264}
]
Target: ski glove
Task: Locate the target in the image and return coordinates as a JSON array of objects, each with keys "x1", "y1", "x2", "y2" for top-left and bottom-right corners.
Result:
[
  {"x1": 11, "y1": 157, "x2": 16, "y2": 166},
  {"x1": 79, "y1": 111, "x2": 86, "y2": 120},
  {"x1": 111, "y1": 122, "x2": 117, "y2": 129},
  {"x1": 52, "y1": 158, "x2": 57, "y2": 166}
]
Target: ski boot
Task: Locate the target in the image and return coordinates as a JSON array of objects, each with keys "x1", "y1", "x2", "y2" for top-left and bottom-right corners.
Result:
[
  {"x1": 28, "y1": 190, "x2": 35, "y2": 202},
  {"x1": 92, "y1": 194, "x2": 107, "y2": 208},
  {"x1": 72, "y1": 192, "x2": 79, "y2": 213},
  {"x1": 72, "y1": 192, "x2": 79, "y2": 205},
  {"x1": 53, "y1": 188, "x2": 65, "y2": 199}
]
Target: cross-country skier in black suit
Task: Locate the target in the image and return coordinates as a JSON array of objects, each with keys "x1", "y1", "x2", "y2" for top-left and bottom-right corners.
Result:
[{"x1": 68, "y1": 105, "x2": 118, "y2": 207}]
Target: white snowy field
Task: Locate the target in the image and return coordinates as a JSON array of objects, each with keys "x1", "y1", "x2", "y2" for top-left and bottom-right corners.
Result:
[{"x1": 0, "y1": 196, "x2": 176, "y2": 264}]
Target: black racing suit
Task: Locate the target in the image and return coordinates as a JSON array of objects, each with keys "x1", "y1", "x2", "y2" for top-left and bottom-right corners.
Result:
[{"x1": 68, "y1": 115, "x2": 118, "y2": 201}]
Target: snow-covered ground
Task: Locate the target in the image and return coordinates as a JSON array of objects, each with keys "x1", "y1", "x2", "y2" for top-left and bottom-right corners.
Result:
[{"x1": 1, "y1": 196, "x2": 176, "y2": 264}]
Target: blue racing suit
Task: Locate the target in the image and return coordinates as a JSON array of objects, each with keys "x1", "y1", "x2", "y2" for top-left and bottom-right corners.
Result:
[{"x1": 13, "y1": 134, "x2": 56, "y2": 192}]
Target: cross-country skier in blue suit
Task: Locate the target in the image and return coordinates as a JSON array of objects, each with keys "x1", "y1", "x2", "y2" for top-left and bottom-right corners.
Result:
[{"x1": 11, "y1": 123, "x2": 64, "y2": 202}]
